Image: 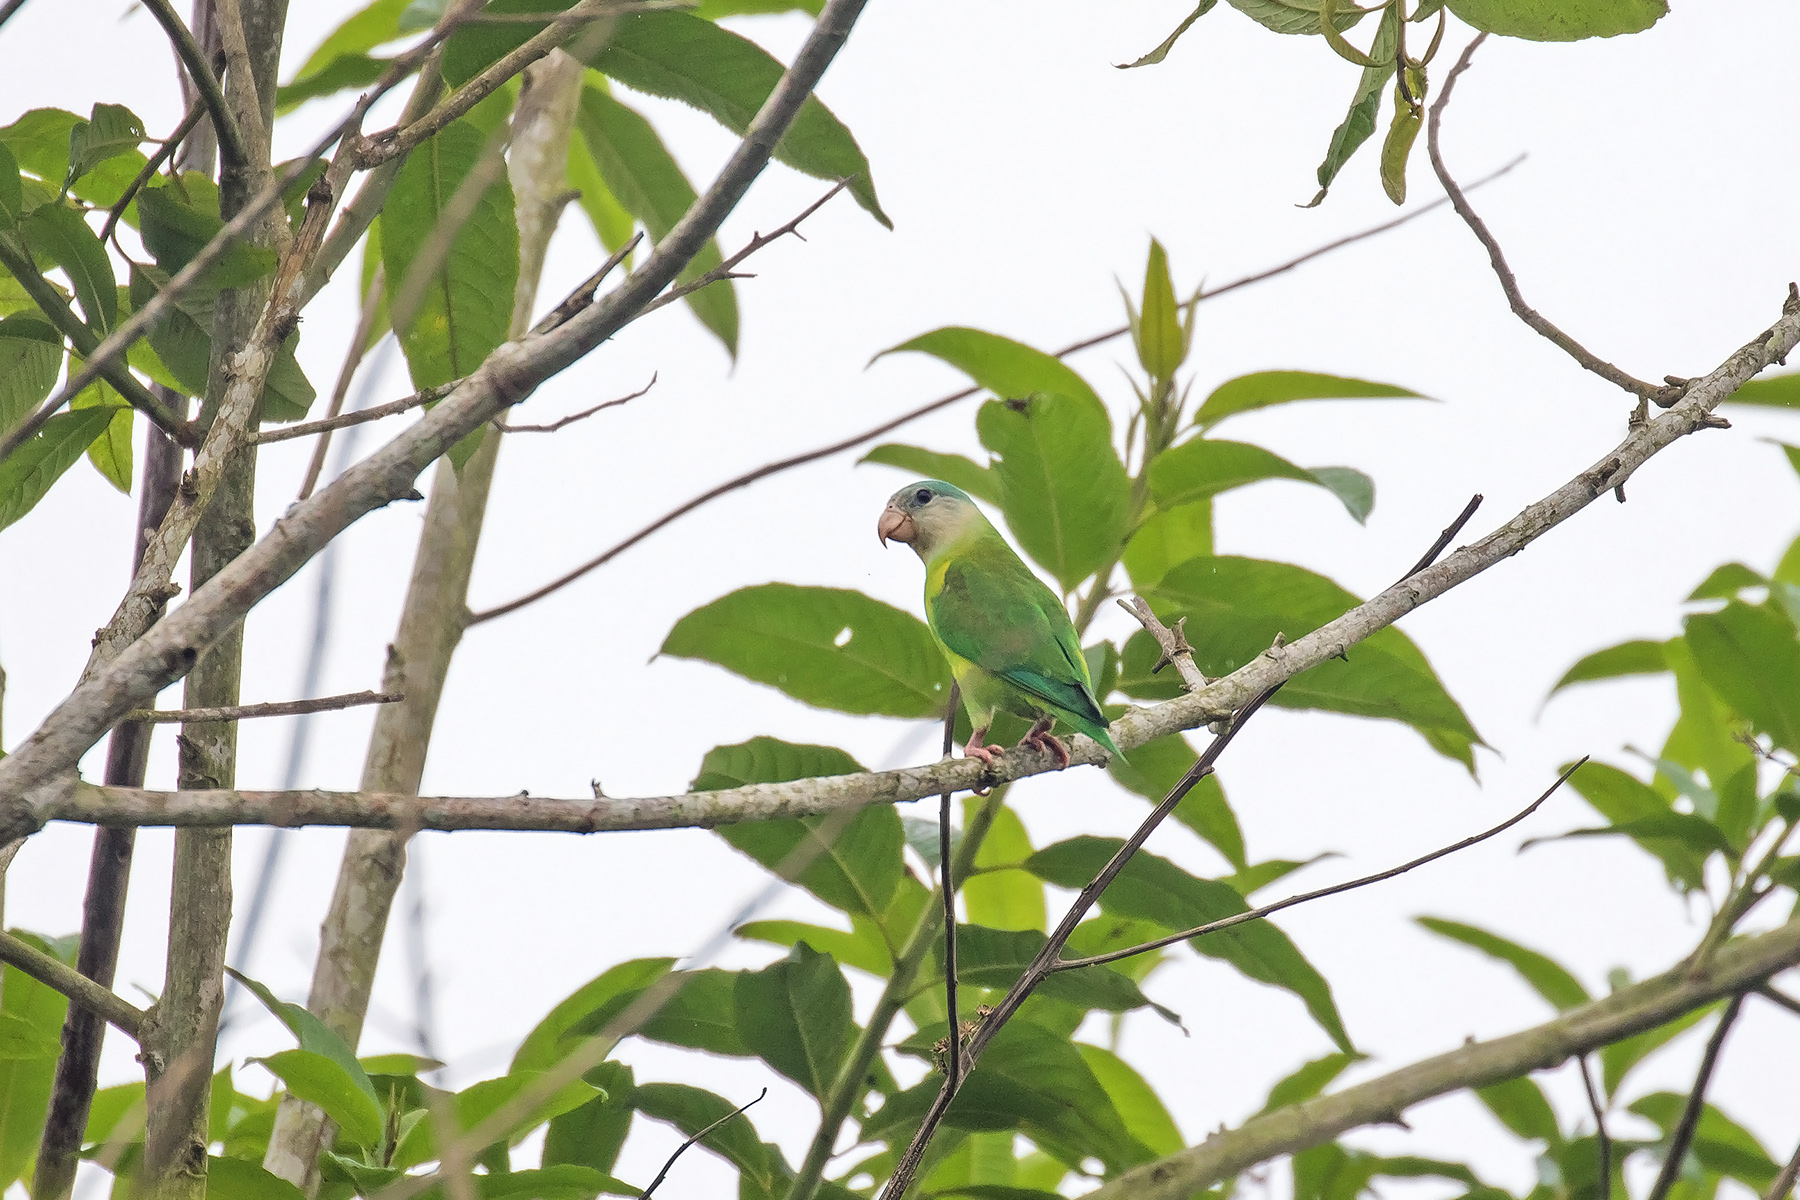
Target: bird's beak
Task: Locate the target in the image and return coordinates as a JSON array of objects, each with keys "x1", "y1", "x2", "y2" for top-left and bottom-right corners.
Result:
[{"x1": 877, "y1": 504, "x2": 915, "y2": 547}]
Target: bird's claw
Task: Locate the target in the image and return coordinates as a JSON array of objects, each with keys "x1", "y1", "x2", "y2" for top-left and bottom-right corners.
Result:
[{"x1": 1020, "y1": 730, "x2": 1071, "y2": 769}]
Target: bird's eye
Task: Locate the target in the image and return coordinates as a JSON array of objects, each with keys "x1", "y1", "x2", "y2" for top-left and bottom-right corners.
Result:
[{"x1": 914, "y1": 488, "x2": 933, "y2": 505}]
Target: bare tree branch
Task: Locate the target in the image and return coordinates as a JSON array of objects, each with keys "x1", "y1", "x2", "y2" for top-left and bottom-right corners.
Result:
[
  {"x1": 1645, "y1": 993, "x2": 1746, "y2": 1200},
  {"x1": 1083, "y1": 920, "x2": 1800, "y2": 1200},
  {"x1": 496, "y1": 375, "x2": 654, "y2": 433},
  {"x1": 1579, "y1": 1055, "x2": 1612, "y2": 1200},
  {"x1": 140, "y1": 0, "x2": 249, "y2": 170},
  {"x1": 1118, "y1": 598, "x2": 1206, "y2": 691},
  {"x1": 1428, "y1": 36, "x2": 1675, "y2": 405},
  {"x1": 0, "y1": 930, "x2": 143, "y2": 1038},
  {"x1": 641, "y1": 1089, "x2": 767, "y2": 1200},
  {"x1": 1399, "y1": 493, "x2": 1483, "y2": 582},
  {"x1": 123, "y1": 690, "x2": 401, "y2": 724},
  {"x1": 256, "y1": 380, "x2": 461, "y2": 446}
]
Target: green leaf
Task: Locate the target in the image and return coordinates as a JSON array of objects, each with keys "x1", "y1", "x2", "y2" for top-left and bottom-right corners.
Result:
[
  {"x1": 734, "y1": 943, "x2": 853, "y2": 1098},
  {"x1": 1145, "y1": 556, "x2": 1482, "y2": 770},
  {"x1": 1149, "y1": 438, "x2": 1372, "y2": 523},
  {"x1": 735, "y1": 918, "x2": 893, "y2": 977},
  {"x1": 1551, "y1": 812, "x2": 1734, "y2": 861},
  {"x1": 1687, "y1": 563, "x2": 1766, "y2": 601},
  {"x1": 932, "y1": 925, "x2": 1176, "y2": 1021},
  {"x1": 1255, "y1": 1052, "x2": 1359, "y2": 1116},
  {"x1": 205, "y1": 1156, "x2": 306, "y2": 1200},
  {"x1": 590, "y1": 13, "x2": 888, "y2": 226},
  {"x1": 0, "y1": 312, "x2": 63, "y2": 436},
  {"x1": 692, "y1": 736, "x2": 867, "y2": 791},
  {"x1": 0, "y1": 932, "x2": 73, "y2": 1191},
  {"x1": 977, "y1": 394, "x2": 1132, "y2": 591},
  {"x1": 68, "y1": 104, "x2": 147, "y2": 188},
  {"x1": 1547, "y1": 639, "x2": 1668, "y2": 698},
  {"x1": 632, "y1": 1082, "x2": 777, "y2": 1190},
  {"x1": 565, "y1": 125, "x2": 636, "y2": 256},
  {"x1": 292, "y1": 0, "x2": 412, "y2": 78},
  {"x1": 1226, "y1": 0, "x2": 1368, "y2": 35},
  {"x1": 0, "y1": 143, "x2": 22, "y2": 229},
  {"x1": 480, "y1": 1166, "x2": 641, "y2": 1199},
  {"x1": 1724, "y1": 369, "x2": 1800, "y2": 409},
  {"x1": 23, "y1": 203, "x2": 114, "y2": 332},
  {"x1": 1304, "y1": 4, "x2": 1398, "y2": 205},
  {"x1": 512, "y1": 958, "x2": 676, "y2": 1074},
  {"x1": 248, "y1": 1049, "x2": 385, "y2": 1147},
  {"x1": 1195, "y1": 368, "x2": 1424, "y2": 429},
  {"x1": 0, "y1": 108, "x2": 83, "y2": 187},
  {"x1": 717, "y1": 803, "x2": 903, "y2": 918},
  {"x1": 1415, "y1": 918, "x2": 1590, "y2": 1011},
  {"x1": 1135, "y1": 240, "x2": 1184, "y2": 378},
  {"x1": 393, "y1": 1071, "x2": 601, "y2": 1169},
  {"x1": 1563, "y1": 761, "x2": 1705, "y2": 890},
  {"x1": 278, "y1": 54, "x2": 394, "y2": 113},
  {"x1": 962, "y1": 799, "x2": 1045, "y2": 933},
  {"x1": 1661, "y1": 636, "x2": 1757, "y2": 809},
  {"x1": 1444, "y1": 0, "x2": 1665, "y2": 41},
  {"x1": 225, "y1": 967, "x2": 382, "y2": 1126},
  {"x1": 1475, "y1": 1076, "x2": 1560, "y2": 1142},
  {"x1": 663, "y1": 584, "x2": 949, "y2": 717},
  {"x1": 381, "y1": 118, "x2": 519, "y2": 390},
  {"x1": 875, "y1": 1018, "x2": 1154, "y2": 1172},
  {"x1": 1107, "y1": 733, "x2": 1246, "y2": 869},
  {"x1": 1077, "y1": 1045, "x2": 1183, "y2": 1155},
  {"x1": 1601, "y1": 1002, "x2": 1717, "y2": 1098},
  {"x1": 0, "y1": 406, "x2": 115, "y2": 532},
  {"x1": 860, "y1": 444, "x2": 1000, "y2": 505},
  {"x1": 1684, "y1": 600, "x2": 1800, "y2": 756},
  {"x1": 635, "y1": 969, "x2": 754, "y2": 1056},
  {"x1": 575, "y1": 83, "x2": 736, "y2": 354},
  {"x1": 1028, "y1": 837, "x2": 1354, "y2": 1052},
  {"x1": 1116, "y1": 0, "x2": 1218, "y2": 68},
  {"x1": 1629, "y1": 1092, "x2": 1778, "y2": 1189},
  {"x1": 544, "y1": 1061, "x2": 636, "y2": 1178},
  {"x1": 68, "y1": 363, "x2": 132, "y2": 492},
  {"x1": 1122, "y1": 499, "x2": 1212, "y2": 590},
  {"x1": 136, "y1": 175, "x2": 279, "y2": 288},
  {"x1": 1379, "y1": 90, "x2": 1421, "y2": 205}
]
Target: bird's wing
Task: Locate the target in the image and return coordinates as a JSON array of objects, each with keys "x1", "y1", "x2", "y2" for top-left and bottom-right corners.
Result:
[{"x1": 931, "y1": 540, "x2": 1106, "y2": 729}]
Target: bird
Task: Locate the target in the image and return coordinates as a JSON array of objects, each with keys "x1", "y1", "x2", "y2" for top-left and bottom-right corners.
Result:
[{"x1": 877, "y1": 480, "x2": 1123, "y2": 769}]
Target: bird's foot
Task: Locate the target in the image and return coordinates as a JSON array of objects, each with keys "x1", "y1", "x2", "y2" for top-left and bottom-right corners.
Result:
[
  {"x1": 1020, "y1": 729, "x2": 1071, "y2": 769},
  {"x1": 962, "y1": 738, "x2": 1005, "y2": 766}
]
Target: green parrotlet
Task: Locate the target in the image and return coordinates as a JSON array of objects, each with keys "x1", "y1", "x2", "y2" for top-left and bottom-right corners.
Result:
[{"x1": 878, "y1": 480, "x2": 1123, "y2": 768}]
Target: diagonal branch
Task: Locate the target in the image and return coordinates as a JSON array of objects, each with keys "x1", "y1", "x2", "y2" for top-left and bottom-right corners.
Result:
[
  {"x1": 38, "y1": 283, "x2": 1800, "y2": 832},
  {"x1": 140, "y1": 0, "x2": 249, "y2": 170},
  {"x1": 1083, "y1": 918, "x2": 1800, "y2": 1200},
  {"x1": 1645, "y1": 993, "x2": 1746, "y2": 1200},
  {"x1": 256, "y1": 380, "x2": 461, "y2": 446},
  {"x1": 1428, "y1": 35, "x2": 1672, "y2": 404},
  {"x1": 122, "y1": 690, "x2": 401, "y2": 724},
  {"x1": 0, "y1": 931, "x2": 144, "y2": 1039},
  {"x1": 641, "y1": 1089, "x2": 766, "y2": 1200},
  {"x1": 495, "y1": 375, "x2": 653, "y2": 433}
]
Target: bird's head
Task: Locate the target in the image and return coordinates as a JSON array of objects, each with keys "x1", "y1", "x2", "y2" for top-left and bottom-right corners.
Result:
[{"x1": 878, "y1": 480, "x2": 985, "y2": 561}]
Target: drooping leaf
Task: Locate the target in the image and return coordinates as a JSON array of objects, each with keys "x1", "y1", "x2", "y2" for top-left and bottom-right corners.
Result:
[
  {"x1": 1304, "y1": 3, "x2": 1399, "y2": 205},
  {"x1": 247, "y1": 1050, "x2": 385, "y2": 1147},
  {"x1": 1028, "y1": 837, "x2": 1354, "y2": 1052},
  {"x1": 716, "y1": 799, "x2": 903, "y2": 917},
  {"x1": 67, "y1": 103, "x2": 147, "y2": 188},
  {"x1": 1149, "y1": 438, "x2": 1372, "y2": 522},
  {"x1": 1379, "y1": 86, "x2": 1422, "y2": 205},
  {"x1": 1141, "y1": 556, "x2": 1482, "y2": 770},
  {"x1": 575, "y1": 83, "x2": 736, "y2": 354},
  {"x1": 512, "y1": 958, "x2": 676, "y2": 1073},
  {"x1": 1415, "y1": 918, "x2": 1590, "y2": 1011},
  {"x1": 662, "y1": 584, "x2": 949, "y2": 717},
  {"x1": 278, "y1": 53, "x2": 394, "y2": 113},
  {"x1": 1255, "y1": 1052, "x2": 1359, "y2": 1116},
  {"x1": 565, "y1": 126, "x2": 636, "y2": 255},
  {"x1": 860, "y1": 444, "x2": 1000, "y2": 505},
  {"x1": 1661, "y1": 637, "x2": 1757, "y2": 808},
  {"x1": 1684, "y1": 600, "x2": 1800, "y2": 756},
  {"x1": 1547, "y1": 639, "x2": 1668, "y2": 698},
  {"x1": 22, "y1": 203, "x2": 114, "y2": 332},
  {"x1": 1601, "y1": 1002, "x2": 1717, "y2": 1098},
  {"x1": 0, "y1": 406, "x2": 115, "y2": 532},
  {"x1": 1077, "y1": 1045, "x2": 1183, "y2": 1155},
  {"x1": 590, "y1": 13, "x2": 888, "y2": 225},
  {"x1": 1630, "y1": 1092, "x2": 1779, "y2": 1189},
  {"x1": 1444, "y1": 0, "x2": 1665, "y2": 41},
  {"x1": 976, "y1": 394, "x2": 1132, "y2": 591},
  {"x1": 544, "y1": 1061, "x2": 636, "y2": 1179},
  {"x1": 380, "y1": 117, "x2": 519, "y2": 391},
  {"x1": 281, "y1": 0, "x2": 411, "y2": 109},
  {"x1": 0, "y1": 143, "x2": 22, "y2": 228},
  {"x1": 1107, "y1": 733, "x2": 1246, "y2": 869},
  {"x1": 0, "y1": 312, "x2": 63, "y2": 436},
  {"x1": 1195, "y1": 368, "x2": 1424, "y2": 429},
  {"x1": 1550, "y1": 812, "x2": 1734, "y2": 862},
  {"x1": 632, "y1": 1082, "x2": 779, "y2": 1190},
  {"x1": 1226, "y1": 0, "x2": 1369, "y2": 35},
  {"x1": 68, "y1": 361, "x2": 132, "y2": 492},
  {"x1": 136, "y1": 174, "x2": 279, "y2": 288},
  {"x1": 735, "y1": 918, "x2": 893, "y2": 978},
  {"x1": 1116, "y1": 0, "x2": 1219, "y2": 67},
  {"x1": 734, "y1": 943, "x2": 854, "y2": 1099},
  {"x1": 1562, "y1": 760, "x2": 1705, "y2": 890},
  {"x1": 1474, "y1": 1076, "x2": 1560, "y2": 1142}
]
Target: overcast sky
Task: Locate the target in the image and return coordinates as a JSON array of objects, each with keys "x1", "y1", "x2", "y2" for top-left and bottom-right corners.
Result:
[{"x1": 3, "y1": 1, "x2": 1799, "y2": 1196}]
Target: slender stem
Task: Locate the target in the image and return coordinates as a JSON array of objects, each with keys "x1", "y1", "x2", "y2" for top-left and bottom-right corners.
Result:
[
  {"x1": 641, "y1": 1090, "x2": 767, "y2": 1200},
  {"x1": 1768, "y1": 1138, "x2": 1800, "y2": 1200},
  {"x1": 1055, "y1": 759, "x2": 1583, "y2": 972},
  {"x1": 1578, "y1": 1055, "x2": 1611, "y2": 1200},
  {"x1": 259, "y1": 379, "x2": 460, "y2": 446},
  {"x1": 0, "y1": 931, "x2": 143, "y2": 1038},
  {"x1": 1398, "y1": 493, "x2": 1482, "y2": 583},
  {"x1": 99, "y1": 98, "x2": 206, "y2": 248},
  {"x1": 124, "y1": 690, "x2": 402, "y2": 724},
  {"x1": 139, "y1": 0, "x2": 250, "y2": 170},
  {"x1": 1644, "y1": 993, "x2": 1746, "y2": 1200}
]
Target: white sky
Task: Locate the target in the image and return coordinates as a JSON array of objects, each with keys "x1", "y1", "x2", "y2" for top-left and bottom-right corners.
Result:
[{"x1": 2, "y1": 1, "x2": 1799, "y2": 1197}]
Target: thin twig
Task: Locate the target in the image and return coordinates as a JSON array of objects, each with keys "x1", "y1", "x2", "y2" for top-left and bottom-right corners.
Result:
[
  {"x1": 1398, "y1": 493, "x2": 1483, "y2": 583},
  {"x1": 640, "y1": 1089, "x2": 767, "y2": 1200},
  {"x1": 1579, "y1": 1055, "x2": 1611, "y2": 1200},
  {"x1": 638, "y1": 181, "x2": 850, "y2": 318},
  {"x1": 295, "y1": 266, "x2": 387, "y2": 497},
  {"x1": 464, "y1": 169, "x2": 1521, "y2": 627},
  {"x1": 1768, "y1": 1138, "x2": 1800, "y2": 1200},
  {"x1": 0, "y1": 0, "x2": 27, "y2": 30},
  {"x1": 100, "y1": 98, "x2": 206, "y2": 248},
  {"x1": 1118, "y1": 597, "x2": 1206, "y2": 691},
  {"x1": 530, "y1": 232, "x2": 643, "y2": 335},
  {"x1": 496, "y1": 375, "x2": 654, "y2": 432},
  {"x1": 139, "y1": 0, "x2": 249, "y2": 171},
  {"x1": 1054, "y1": 758, "x2": 1584, "y2": 972},
  {"x1": 122, "y1": 690, "x2": 401, "y2": 725},
  {"x1": 257, "y1": 380, "x2": 461, "y2": 446},
  {"x1": 878, "y1": 684, "x2": 1283, "y2": 1200},
  {"x1": 1756, "y1": 983, "x2": 1800, "y2": 1018},
  {"x1": 1427, "y1": 36, "x2": 1670, "y2": 404},
  {"x1": 0, "y1": 931, "x2": 144, "y2": 1038},
  {"x1": 938, "y1": 684, "x2": 961, "y2": 1090},
  {"x1": 1645, "y1": 993, "x2": 1746, "y2": 1200}
]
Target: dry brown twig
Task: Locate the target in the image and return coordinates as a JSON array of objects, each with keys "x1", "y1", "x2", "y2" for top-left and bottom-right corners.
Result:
[
  {"x1": 1118, "y1": 597, "x2": 1206, "y2": 690},
  {"x1": 497, "y1": 375, "x2": 655, "y2": 433},
  {"x1": 122, "y1": 690, "x2": 401, "y2": 725}
]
